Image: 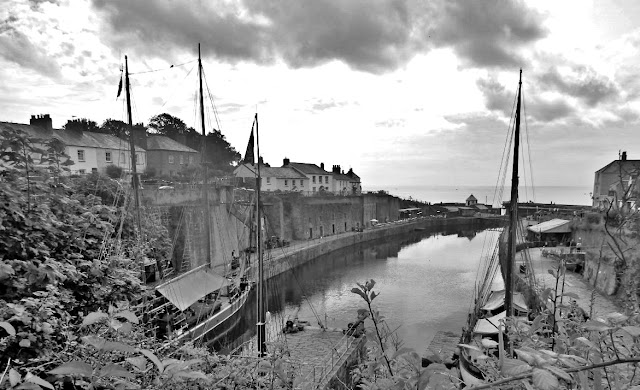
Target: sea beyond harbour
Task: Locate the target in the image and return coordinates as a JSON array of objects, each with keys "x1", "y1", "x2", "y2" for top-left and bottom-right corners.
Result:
[{"x1": 369, "y1": 185, "x2": 593, "y2": 208}]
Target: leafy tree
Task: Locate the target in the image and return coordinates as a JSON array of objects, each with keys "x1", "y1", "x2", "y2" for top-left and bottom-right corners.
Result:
[
  {"x1": 201, "y1": 130, "x2": 241, "y2": 172},
  {"x1": 148, "y1": 113, "x2": 188, "y2": 137},
  {"x1": 0, "y1": 129, "x2": 142, "y2": 362},
  {"x1": 63, "y1": 118, "x2": 99, "y2": 133},
  {"x1": 99, "y1": 118, "x2": 128, "y2": 138}
]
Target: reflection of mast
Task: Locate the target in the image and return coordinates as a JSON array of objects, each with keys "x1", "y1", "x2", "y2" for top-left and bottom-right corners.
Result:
[
  {"x1": 504, "y1": 69, "x2": 522, "y2": 319},
  {"x1": 198, "y1": 43, "x2": 212, "y2": 267},
  {"x1": 255, "y1": 113, "x2": 266, "y2": 356},
  {"x1": 124, "y1": 55, "x2": 142, "y2": 239}
]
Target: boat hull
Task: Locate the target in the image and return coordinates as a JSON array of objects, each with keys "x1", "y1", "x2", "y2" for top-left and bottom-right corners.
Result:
[
  {"x1": 166, "y1": 286, "x2": 252, "y2": 347},
  {"x1": 458, "y1": 351, "x2": 485, "y2": 386}
]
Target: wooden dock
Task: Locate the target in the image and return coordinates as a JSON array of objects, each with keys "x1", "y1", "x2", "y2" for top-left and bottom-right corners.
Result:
[{"x1": 424, "y1": 330, "x2": 460, "y2": 364}]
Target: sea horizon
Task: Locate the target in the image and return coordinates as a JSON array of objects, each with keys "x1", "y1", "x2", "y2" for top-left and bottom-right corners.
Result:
[{"x1": 365, "y1": 185, "x2": 593, "y2": 208}]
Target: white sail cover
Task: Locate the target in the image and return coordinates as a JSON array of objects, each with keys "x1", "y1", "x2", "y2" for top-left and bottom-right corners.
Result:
[
  {"x1": 474, "y1": 311, "x2": 506, "y2": 335},
  {"x1": 481, "y1": 290, "x2": 528, "y2": 312},
  {"x1": 156, "y1": 267, "x2": 229, "y2": 311}
]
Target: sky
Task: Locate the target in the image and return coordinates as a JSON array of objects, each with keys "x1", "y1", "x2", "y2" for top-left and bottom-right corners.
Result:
[{"x1": 1, "y1": 0, "x2": 640, "y2": 191}]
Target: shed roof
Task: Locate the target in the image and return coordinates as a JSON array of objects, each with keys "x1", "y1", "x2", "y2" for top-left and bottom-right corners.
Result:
[
  {"x1": 466, "y1": 194, "x2": 477, "y2": 201},
  {"x1": 146, "y1": 135, "x2": 198, "y2": 153},
  {"x1": 527, "y1": 218, "x2": 572, "y2": 234}
]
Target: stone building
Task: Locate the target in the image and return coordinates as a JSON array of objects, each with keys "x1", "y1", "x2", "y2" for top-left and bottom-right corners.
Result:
[
  {"x1": 592, "y1": 151, "x2": 640, "y2": 210},
  {"x1": 234, "y1": 164, "x2": 307, "y2": 192},
  {"x1": 142, "y1": 135, "x2": 200, "y2": 177}
]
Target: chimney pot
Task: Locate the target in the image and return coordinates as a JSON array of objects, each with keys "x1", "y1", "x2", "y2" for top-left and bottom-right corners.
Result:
[
  {"x1": 283, "y1": 157, "x2": 290, "y2": 166},
  {"x1": 622, "y1": 151, "x2": 627, "y2": 161},
  {"x1": 320, "y1": 162, "x2": 324, "y2": 170}
]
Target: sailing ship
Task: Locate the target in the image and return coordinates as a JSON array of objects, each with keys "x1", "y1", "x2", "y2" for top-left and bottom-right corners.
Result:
[
  {"x1": 458, "y1": 70, "x2": 533, "y2": 385},
  {"x1": 121, "y1": 46, "x2": 254, "y2": 348}
]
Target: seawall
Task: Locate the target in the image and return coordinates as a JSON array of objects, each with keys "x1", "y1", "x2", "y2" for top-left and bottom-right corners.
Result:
[{"x1": 263, "y1": 217, "x2": 502, "y2": 280}]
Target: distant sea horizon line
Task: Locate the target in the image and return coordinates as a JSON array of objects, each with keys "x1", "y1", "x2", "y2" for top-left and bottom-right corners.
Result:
[{"x1": 364, "y1": 184, "x2": 593, "y2": 207}]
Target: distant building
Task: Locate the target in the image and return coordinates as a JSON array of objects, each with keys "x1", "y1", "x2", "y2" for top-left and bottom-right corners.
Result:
[
  {"x1": 466, "y1": 194, "x2": 478, "y2": 206},
  {"x1": 142, "y1": 135, "x2": 200, "y2": 177},
  {"x1": 0, "y1": 115, "x2": 146, "y2": 175},
  {"x1": 592, "y1": 151, "x2": 640, "y2": 211},
  {"x1": 234, "y1": 163, "x2": 306, "y2": 192}
]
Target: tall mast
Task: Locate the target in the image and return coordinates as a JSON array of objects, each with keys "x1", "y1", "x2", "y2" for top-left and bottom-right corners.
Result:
[
  {"x1": 505, "y1": 69, "x2": 522, "y2": 318},
  {"x1": 255, "y1": 112, "x2": 266, "y2": 356},
  {"x1": 198, "y1": 44, "x2": 212, "y2": 267},
  {"x1": 124, "y1": 56, "x2": 143, "y2": 242}
]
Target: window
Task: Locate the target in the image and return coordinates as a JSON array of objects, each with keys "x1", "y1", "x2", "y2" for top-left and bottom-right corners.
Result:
[
  {"x1": 313, "y1": 187, "x2": 316, "y2": 192},
  {"x1": 292, "y1": 180, "x2": 296, "y2": 186},
  {"x1": 79, "y1": 169, "x2": 86, "y2": 174},
  {"x1": 92, "y1": 168, "x2": 97, "y2": 172},
  {"x1": 105, "y1": 152, "x2": 112, "y2": 162},
  {"x1": 136, "y1": 152, "x2": 143, "y2": 165},
  {"x1": 168, "y1": 155, "x2": 174, "y2": 164},
  {"x1": 180, "y1": 155, "x2": 184, "y2": 165},
  {"x1": 189, "y1": 155, "x2": 194, "y2": 164},
  {"x1": 312, "y1": 176, "x2": 316, "y2": 183},
  {"x1": 266, "y1": 177, "x2": 271, "y2": 184},
  {"x1": 284, "y1": 180, "x2": 288, "y2": 186},
  {"x1": 77, "y1": 150, "x2": 85, "y2": 162},
  {"x1": 325, "y1": 176, "x2": 328, "y2": 183},
  {"x1": 120, "y1": 152, "x2": 125, "y2": 163},
  {"x1": 300, "y1": 180, "x2": 304, "y2": 186}
]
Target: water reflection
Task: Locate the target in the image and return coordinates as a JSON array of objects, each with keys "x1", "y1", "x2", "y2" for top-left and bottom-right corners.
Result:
[{"x1": 213, "y1": 226, "x2": 501, "y2": 354}]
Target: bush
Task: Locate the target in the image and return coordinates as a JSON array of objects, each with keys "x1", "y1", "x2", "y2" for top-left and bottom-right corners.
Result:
[{"x1": 105, "y1": 164, "x2": 124, "y2": 179}]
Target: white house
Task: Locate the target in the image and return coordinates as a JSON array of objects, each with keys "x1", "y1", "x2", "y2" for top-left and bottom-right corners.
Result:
[
  {"x1": 234, "y1": 163, "x2": 307, "y2": 192},
  {"x1": 282, "y1": 158, "x2": 332, "y2": 194},
  {"x1": 0, "y1": 115, "x2": 147, "y2": 175}
]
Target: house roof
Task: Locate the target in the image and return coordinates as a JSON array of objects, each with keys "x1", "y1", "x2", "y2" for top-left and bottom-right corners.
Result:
[
  {"x1": 466, "y1": 194, "x2": 477, "y2": 201},
  {"x1": 146, "y1": 135, "x2": 198, "y2": 153},
  {"x1": 333, "y1": 173, "x2": 352, "y2": 181},
  {"x1": 474, "y1": 205, "x2": 488, "y2": 210},
  {"x1": 286, "y1": 162, "x2": 328, "y2": 175},
  {"x1": 238, "y1": 164, "x2": 305, "y2": 179},
  {"x1": 0, "y1": 121, "x2": 142, "y2": 151},
  {"x1": 444, "y1": 206, "x2": 459, "y2": 212},
  {"x1": 595, "y1": 159, "x2": 640, "y2": 174},
  {"x1": 527, "y1": 218, "x2": 572, "y2": 234}
]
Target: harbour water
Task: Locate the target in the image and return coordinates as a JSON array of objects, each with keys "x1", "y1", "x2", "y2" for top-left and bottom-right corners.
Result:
[{"x1": 216, "y1": 226, "x2": 502, "y2": 355}]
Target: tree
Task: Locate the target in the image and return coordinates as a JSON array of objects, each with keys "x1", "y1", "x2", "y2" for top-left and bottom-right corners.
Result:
[
  {"x1": 201, "y1": 129, "x2": 241, "y2": 172},
  {"x1": 148, "y1": 113, "x2": 187, "y2": 137},
  {"x1": 99, "y1": 118, "x2": 127, "y2": 137},
  {"x1": 63, "y1": 118, "x2": 99, "y2": 132}
]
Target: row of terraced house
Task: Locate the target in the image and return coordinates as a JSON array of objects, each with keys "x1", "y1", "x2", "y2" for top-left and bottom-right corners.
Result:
[{"x1": 0, "y1": 115, "x2": 362, "y2": 195}]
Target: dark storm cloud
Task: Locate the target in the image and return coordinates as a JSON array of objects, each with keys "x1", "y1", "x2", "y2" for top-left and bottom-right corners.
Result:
[
  {"x1": 0, "y1": 17, "x2": 61, "y2": 78},
  {"x1": 429, "y1": 0, "x2": 547, "y2": 68},
  {"x1": 538, "y1": 67, "x2": 619, "y2": 107},
  {"x1": 476, "y1": 77, "x2": 514, "y2": 117},
  {"x1": 90, "y1": 0, "x2": 546, "y2": 73},
  {"x1": 526, "y1": 98, "x2": 574, "y2": 122}
]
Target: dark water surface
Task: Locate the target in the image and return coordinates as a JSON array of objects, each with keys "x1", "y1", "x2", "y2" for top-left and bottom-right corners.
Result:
[{"x1": 215, "y1": 226, "x2": 501, "y2": 354}]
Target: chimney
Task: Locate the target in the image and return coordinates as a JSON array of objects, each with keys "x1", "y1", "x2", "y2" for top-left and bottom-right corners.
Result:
[
  {"x1": 332, "y1": 164, "x2": 341, "y2": 174},
  {"x1": 622, "y1": 151, "x2": 627, "y2": 161},
  {"x1": 283, "y1": 157, "x2": 290, "y2": 166},
  {"x1": 132, "y1": 127, "x2": 147, "y2": 150},
  {"x1": 175, "y1": 133, "x2": 187, "y2": 146},
  {"x1": 320, "y1": 162, "x2": 325, "y2": 171},
  {"x1": 30, "y1": 114, "x2": 53, "y2": 132}
]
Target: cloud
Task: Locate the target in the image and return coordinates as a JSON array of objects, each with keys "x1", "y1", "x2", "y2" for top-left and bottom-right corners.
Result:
[
  {"x1": 375, "y1": 118, "x2": 406, "y2": 128},
  {"x1": 538, "y1": 67, "x2": 619, "y2": 107},
  {"x1": 90, "y1": 0, "x2": 546, "y2": 74},
  {"x1": 0, "y1": 18, "x2": 61, "y2": 78},
  {"x1": 309, "y1": 99, "x2": 349, "y2": 112},
  {"x1": 476, "y1": 75, "x2": 574, "y2": 122},
  {"x1": 429, "y1": 0, "x2": 547, "y2": 68}
]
